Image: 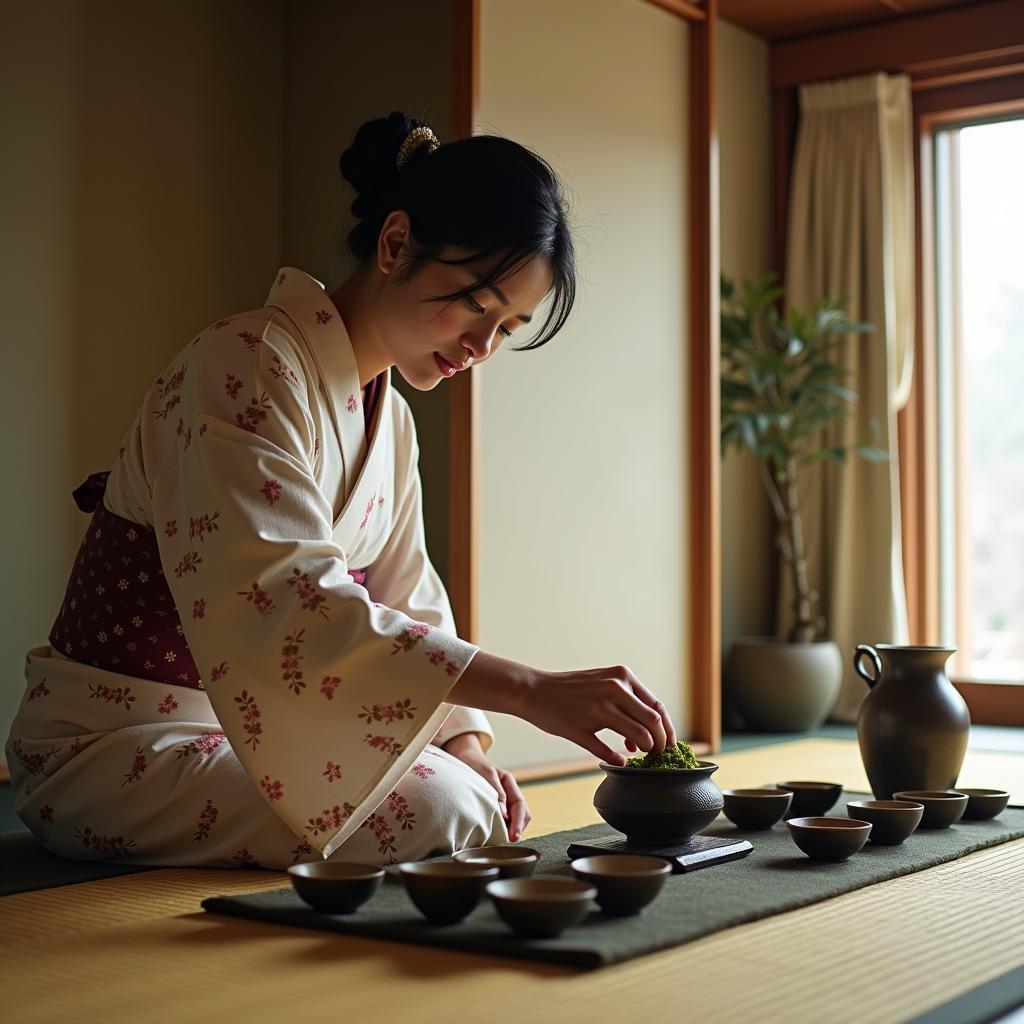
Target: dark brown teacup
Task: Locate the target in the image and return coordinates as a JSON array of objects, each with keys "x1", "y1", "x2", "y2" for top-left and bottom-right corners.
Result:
[
  {"x1": 398, "y1": 861, "x2": 499, "y2": 925},
  {"x1": 721, "y1": 788, "x2": 794, "y2": 830},
  {"x1": 786, "y1": 816, "x2": 872, "y2": 861},
  {"x1": 487, "y1": 875, "x2": 597, "y2": 937},
  {"x1": 892, "y1": 790, "x2": 968, "y2": 829},
  {"x1": 452, "y1": 845, "x2": 540, "y2": 878},
  {"x1": 569, "y1": 854, "x2": 671, "y2": 916},
  {"x1": 956, "y1": 788, "x2": 1011, "y2": 820},
  {"x1": 846, "y1": 799, "x2": 924, "y2": 845},
  {"x1": 776, "y1": 780, "x2": 844, "y2": 818},
  {"x1": 287, "y1": 861, "x2": 385, "y2": 914}
]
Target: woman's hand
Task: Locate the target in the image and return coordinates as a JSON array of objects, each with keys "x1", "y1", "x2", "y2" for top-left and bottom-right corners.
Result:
[
  {"x1": 442, "y1": 733, "x2": 531, "y2": 842},
  {"x1": 515, "y1": 664, "x2": 677, "y2": 767},
  {"x1": 445, "y1": 651, "x2": 678, "y2": 769}
]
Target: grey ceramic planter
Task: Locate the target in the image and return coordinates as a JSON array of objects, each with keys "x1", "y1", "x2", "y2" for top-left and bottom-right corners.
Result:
[{"x1": 726, "y1": 637, "x2": 843, "y2": 732}]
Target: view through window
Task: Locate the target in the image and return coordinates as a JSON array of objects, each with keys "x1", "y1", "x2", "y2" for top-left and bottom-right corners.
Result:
[{"x1": 934, "y1": 116, "x2": 1024, "y2": 684}]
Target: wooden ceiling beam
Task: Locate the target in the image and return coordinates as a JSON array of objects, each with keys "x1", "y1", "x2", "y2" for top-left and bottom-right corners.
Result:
[
  {"x1": 645, "y1": 0, "x2": 707, "y2": 22},
  {"x1": 770, "y1": 0, "x2": 1024, "y2": 89}
]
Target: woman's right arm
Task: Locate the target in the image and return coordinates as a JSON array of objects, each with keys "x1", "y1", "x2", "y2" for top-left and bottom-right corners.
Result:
[{"x1": 446, "y1": 650, "x2": 677, "y2": 766}]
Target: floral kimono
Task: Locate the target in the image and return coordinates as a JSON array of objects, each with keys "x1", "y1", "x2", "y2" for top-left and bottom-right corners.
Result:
[{"x1": 5, "y1": 266, "x2": 506, "y2": 869}]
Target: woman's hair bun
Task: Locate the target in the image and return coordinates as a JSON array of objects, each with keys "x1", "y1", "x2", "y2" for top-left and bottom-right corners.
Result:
[{"x1": 339, "y1": 111, "x2": 428, "y2": 220}]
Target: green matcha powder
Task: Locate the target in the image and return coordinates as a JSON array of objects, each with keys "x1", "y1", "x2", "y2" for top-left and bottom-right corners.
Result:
[{"x1": 625, "y1": 739, "x2": 701, "y2": 769}]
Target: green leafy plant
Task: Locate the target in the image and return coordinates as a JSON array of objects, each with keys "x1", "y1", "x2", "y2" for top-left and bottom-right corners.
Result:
[{"x1": 720, "y1": 272, "x2": 888, "y2": 643}]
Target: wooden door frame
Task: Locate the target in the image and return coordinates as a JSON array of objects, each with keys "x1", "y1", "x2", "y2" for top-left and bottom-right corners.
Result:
[
  {"x1": 448, "y1": 0, "x2": 480, "y2": 650},
  {"x1": 448, "y1": 0, "x2": 722, "y2": 775}
]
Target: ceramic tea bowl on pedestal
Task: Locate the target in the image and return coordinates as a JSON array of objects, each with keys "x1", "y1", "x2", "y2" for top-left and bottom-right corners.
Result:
[{"x1": 594, "y1": 760, "x2": 724, "y2": 844}]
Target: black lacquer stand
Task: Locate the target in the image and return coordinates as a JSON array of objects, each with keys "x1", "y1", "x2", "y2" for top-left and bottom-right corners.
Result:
[{"x1": 566, "y1": 832, "x2": 753, "y2": 873}]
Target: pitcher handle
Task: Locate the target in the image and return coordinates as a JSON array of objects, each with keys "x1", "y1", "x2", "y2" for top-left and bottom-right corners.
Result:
[{"x1": 853, "y1": 644, "x2": 882, "y2": 688}]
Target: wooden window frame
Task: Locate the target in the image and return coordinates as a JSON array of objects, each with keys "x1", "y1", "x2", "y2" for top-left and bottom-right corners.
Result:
[
  {"x1": 449, "y1": 0, "x2": 722, "y2": 779},
  {"x1": 908, "y1": 78, "x2": 1024, "y2": 726},
  {"x1": 768, "y1": 0, "x2": 1024, "y2": 727}
]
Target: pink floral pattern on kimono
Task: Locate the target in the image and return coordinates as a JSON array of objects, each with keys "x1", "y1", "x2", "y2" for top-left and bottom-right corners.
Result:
[{"x1": 51, "y1": 266, "x2": 488, "y2": 860}]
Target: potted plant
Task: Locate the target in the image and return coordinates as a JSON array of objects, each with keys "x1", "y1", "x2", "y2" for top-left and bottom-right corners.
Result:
[{"x1": 720, "y1": 272, "x2": 887, "y2": 732}]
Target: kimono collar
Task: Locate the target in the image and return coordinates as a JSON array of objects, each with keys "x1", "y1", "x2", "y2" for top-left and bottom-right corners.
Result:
[{"x1": 265, "y1": 266, "x2": 391, "y2": 497}]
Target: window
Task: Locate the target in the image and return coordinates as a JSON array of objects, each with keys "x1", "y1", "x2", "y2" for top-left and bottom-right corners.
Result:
[{"x1": 934, "y1": 117, "x2": 1024, "y2": 685}]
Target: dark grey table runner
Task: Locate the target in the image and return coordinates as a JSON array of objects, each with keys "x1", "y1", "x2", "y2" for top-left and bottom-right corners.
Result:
[
  {"x1": 0, "y1": 831, "x2": 154, "y2": 896},
  {"x1": 201, "y1": 790, "x2": 1024, "y2": 970}
]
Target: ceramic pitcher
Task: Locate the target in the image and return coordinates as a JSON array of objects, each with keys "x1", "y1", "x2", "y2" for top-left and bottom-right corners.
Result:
[{"x1": 853, "y1": 644, "x2": 970, "y2": 800}]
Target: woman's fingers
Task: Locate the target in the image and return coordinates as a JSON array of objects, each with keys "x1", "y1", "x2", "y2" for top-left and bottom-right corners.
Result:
[
  {"x1": 595, "y1": 668, "x2": 674, "y2": 753},
  {"x1": 499, "y1": 770, "x2": 531, "y2": 841},
  {"x1": 480, "y1": 765, "x2": 506, "y2": 812},
  {"x1": 602, "y1": 705, "x2": 656, "y2": 753},
  {"x1": 663, "y1": 708, "x2": 678, "y2": 748},
  {"x1": 508, "y1": 800, "x2": 528, "y2": 841},
  {"x1": 499, "y1": 768, "x2": 525, "y2": 809},
  {"x1": 612, "y1": 687, "x2": 668, "y2": 753},
  {"x1": 575, "y1": 731, "x2": 627, "y2": 766},
  {"x1": 627, "y1": 678, "x2": 678, "y2": 748}
]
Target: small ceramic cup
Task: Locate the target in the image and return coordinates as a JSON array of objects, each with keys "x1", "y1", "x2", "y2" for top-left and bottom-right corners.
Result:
[
  {"x1": 786, "y1": 816, "x2": 872, "y2": 861},
  {"x1": 892, "y1": 790, "x2": 968, "y2": 829},
  {"x1": 398, "y1": 861, "x2": 499, "y2": 925},
  {"x1": 569, "y1": 854, "x2": 672, "y2": 916},
  {"x1": 487, "y1": 875, "x2": 597, "y2": 937},
  {"x1": 452, "y1": 845, "x2": 540, "y2": 878},
  {"x1": 721, "y1": 788, "x2": 794, "y2": 830},
  {"x1": 287, "y1": 862, "x2": 385, "y2": 914},
  {"x1": 956, "y1": 788, "x2": 1011, "y2": 820},
  {"x1": 775, "y1": 781, "x2": 844, "y2": 818},
  {"x1": 845, "y1": 799, "x2": 924, "y2": 845}
]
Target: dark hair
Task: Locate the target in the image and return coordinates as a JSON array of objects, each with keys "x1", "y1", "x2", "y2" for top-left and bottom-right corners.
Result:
[{"x1": 339, "y1": 111, "x2": 576, "y2": 351}]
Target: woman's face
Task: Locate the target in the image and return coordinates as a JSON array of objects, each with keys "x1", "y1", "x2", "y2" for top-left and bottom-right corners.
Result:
[{"x1": 379, "y1": 216, "x2": 555, "y2": 390}]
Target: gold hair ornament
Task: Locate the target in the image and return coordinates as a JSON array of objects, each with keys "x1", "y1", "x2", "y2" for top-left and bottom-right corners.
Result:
[{"x1": 396, "y1": 125, "x2": 440, "y2": 172}]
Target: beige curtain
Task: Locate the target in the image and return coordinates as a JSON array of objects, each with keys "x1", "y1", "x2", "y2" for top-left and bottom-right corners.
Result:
[{"x1": 781, "y1": 71, "x2": 915, "y2": 720}]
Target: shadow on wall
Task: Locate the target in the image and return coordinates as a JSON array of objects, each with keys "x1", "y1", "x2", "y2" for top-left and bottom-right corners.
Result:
[
  {"x1": 3, "y1": 1, "x2": 284, "y2": 759},
  {"x1": 67, "y1": 1, "x2": 284, "y2": 512}
]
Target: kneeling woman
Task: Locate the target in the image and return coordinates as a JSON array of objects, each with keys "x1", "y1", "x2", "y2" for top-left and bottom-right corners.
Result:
[{"x1": 6, "y1": 112, "x2": 677, "y2": 870}]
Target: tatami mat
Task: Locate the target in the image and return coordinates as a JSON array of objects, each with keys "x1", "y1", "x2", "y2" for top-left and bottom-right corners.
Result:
[{"x1": 2, "y1": 738, "x2": 1022, "y2": 1024}]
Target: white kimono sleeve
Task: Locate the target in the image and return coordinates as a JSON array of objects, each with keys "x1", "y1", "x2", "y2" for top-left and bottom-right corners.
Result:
[
  {"x1": 151, "y1": 323, "x2": 480, "y2": 858},
  {"x1": 363, "y1": 398, "x2": 495, "y2": 755}
]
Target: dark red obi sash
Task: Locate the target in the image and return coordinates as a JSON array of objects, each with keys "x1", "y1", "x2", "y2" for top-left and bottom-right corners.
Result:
[
  {"x1": 49, "y1": 472, "x2": 205, "y2": 688},
  {"x1": 49, "y1": 372, "x2": 383, "y2": 689}
]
